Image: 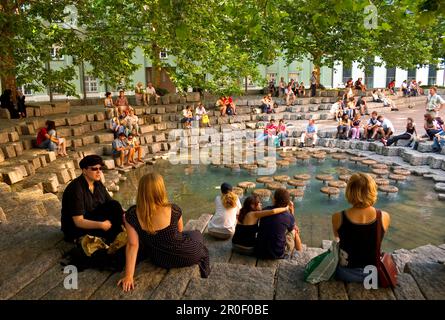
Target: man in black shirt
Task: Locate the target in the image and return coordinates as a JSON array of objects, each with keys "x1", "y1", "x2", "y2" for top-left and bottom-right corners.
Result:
[
  {"x1": 255, "y1": 189, "x2": 301, "y2": 259},
  {"x1": 61, "y1": 155, "x2": 124, "y2": 243}
]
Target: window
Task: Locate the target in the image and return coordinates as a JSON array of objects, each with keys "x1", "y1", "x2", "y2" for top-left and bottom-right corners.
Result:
[
  {"x1": 21, "y1": 85, "x2": 33, "y2": 95},
  {"x1": 428, "y1": 64, "x2": 437, "y2": 85},
  {"x1": 84, "y1": 76, "x2": 98, "y2": 92},
  {"x1": 243, "y1": 76, "x2": 255, "y2": 87},
  {"x1": 386, "y1": 67, "x2": 396, "y2": 86},
  {"x1": 342, "y1": 66, "x2": 352, "y2": 85},
  {"x1": 407, "y1": 68, "x2": 416, "y2": 81},
  {"x1": 50, "y1": 46, "x2": 64, "y2": 61},
  {"x1": 288, "y1": 73, "x2": 299, "y2": 83},
  {"x1": 159, "y1": 51, "x2": 168, "y2": 59}
]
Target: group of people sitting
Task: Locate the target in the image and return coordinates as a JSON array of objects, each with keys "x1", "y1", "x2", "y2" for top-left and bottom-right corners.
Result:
[
  {"x1": 109, "y1": 108, "x2": 140, "y2": 138},
  {"x1": 134, "y1": 82, "x2": 160, "y2": 106},
  {"x1": 36, "y1": 120, "x2": 68, "y2": 156},
  {"x1": 283, "y1": 79, "x2": 307, "y2": 106},
  {"x1": 180, "y1": 103, "x2": 211, "y2": 129},
  {"x1": 0, "y1": 88, "x2": 26, "y2": 119},
  {"x1": 371, "y1": 89, "x2": 397, "y2": 110},
  {"x1": 335, "y1": 111, "x2": 395, "y2": 142},
  {"x1": 111, "y1": 132, "x2": 143, "y2": 168},
  {"x1": 61, "y1": 154, "x2": 392, "y2": 290},
  {"x1": 216, "y1": 96, "x2": 237, "y2": 116},
  {"x1": 331, "y1": 96, "x2": 370, "y2": 122},
  {"x1": 400, "y1": 79, "x2": 424, "y2": 97},
  {"x1": 256, "y1": 119, "x2": 289, "y2": 147},
  {"x1": 260, "y1": 94, "x2": 278, "y2": 114},
  {"x1": 208, "y1": 182, "x2": 302, "y2": 259}
]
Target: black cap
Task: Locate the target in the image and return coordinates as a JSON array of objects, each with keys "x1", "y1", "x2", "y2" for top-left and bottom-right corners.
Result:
[
  {"x1": 220, "y1": 182, "x2": 232, "y2": 194},
  {"x1": 79, "y1": 155, "x2": 104, "y2": 169}
]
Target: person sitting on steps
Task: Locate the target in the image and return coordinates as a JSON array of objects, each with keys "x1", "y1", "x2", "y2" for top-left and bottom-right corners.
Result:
[
  {"x1": 112, "y1": 132, "x2": 132, "y2": 168},
  {"x1": 299, "y1": 119, "x2": 318, "y2": 147},
  {"x1": 232, "y1": 195, "x2": 291, "y2": 255}
]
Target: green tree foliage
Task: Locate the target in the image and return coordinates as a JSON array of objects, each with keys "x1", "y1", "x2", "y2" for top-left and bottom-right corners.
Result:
[{"x1": 1, "y1": 0, "x2": 443, "y2": 98}]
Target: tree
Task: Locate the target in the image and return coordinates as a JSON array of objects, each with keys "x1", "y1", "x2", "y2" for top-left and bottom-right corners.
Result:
[
  {"x1": 1, "y1": 0, "x2": 280, "y2": 98},
  {"x1": 277, "y1": 0, "x2": 442, "y2": 85}
]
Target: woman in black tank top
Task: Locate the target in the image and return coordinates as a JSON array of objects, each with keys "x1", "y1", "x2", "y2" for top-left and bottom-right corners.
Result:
[
  {"x1": 332, "y1": 173, "x2": 391, "y2": 283},
  {"x1": 383, "y1": 117, "x2": 417, "y2": 147}
]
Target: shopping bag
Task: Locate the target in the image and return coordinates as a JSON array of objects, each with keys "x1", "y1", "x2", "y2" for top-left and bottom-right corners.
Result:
[
  {"x1": 304, "y1": 241, "x2": 339, "y2": 284},
  {"x1": 202, "y1": 114, "x2": 209, "y2": 124}
]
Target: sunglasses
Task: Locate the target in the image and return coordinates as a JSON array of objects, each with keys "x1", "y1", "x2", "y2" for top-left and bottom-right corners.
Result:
[{"x1": 88, "y1": 166, "x2": 103, "y2": 171}]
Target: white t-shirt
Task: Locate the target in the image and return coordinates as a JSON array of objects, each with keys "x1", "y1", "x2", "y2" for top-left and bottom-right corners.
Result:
[
  {"x1": 208, "y1": 195, "x2": 241, "y2": 234},
  {"x1": 381, "y1": 119, "x2": 395, "y2": 132},
  {"x1": 427, "y1": 94, "x2": 445, "y2": 111},
  {"x1": 146, "y1": 86, "x2": 156, "y2": 95}
]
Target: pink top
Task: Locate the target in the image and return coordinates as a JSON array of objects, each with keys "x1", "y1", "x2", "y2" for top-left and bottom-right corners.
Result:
[{"x1": 265, "y1": 123, "x2": 277, "y2": 136}]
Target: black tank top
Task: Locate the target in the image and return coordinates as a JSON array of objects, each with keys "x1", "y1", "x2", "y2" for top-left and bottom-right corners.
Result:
[
  {"x1": 406, "y1": 125, "x2": 415, "y2": 134},
  {"x1": 338, "y1": 209, "x2": 384, "y2": 268},
  {"x1": 232, "y1": 223, "x2": 258, "y2": 248}
]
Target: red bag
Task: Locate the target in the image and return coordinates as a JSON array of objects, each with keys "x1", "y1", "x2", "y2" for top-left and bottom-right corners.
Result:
[{"x1": 375, "y1": 210, "x2": 398, "y2": 288}]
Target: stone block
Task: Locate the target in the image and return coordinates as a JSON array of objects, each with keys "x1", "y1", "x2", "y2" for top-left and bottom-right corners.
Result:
[
  {"x1": 39, "y1": 155, "x2": 48, "y2": 168},
  {"x1": 95, "y1": 133, "x2": 114, "y2": 144},
  {"x1": 8, "y1": 132, "x2": 19, "y2": 142},
  {"x1": 154, "y1": 123, "x2": 167, "y2": 131},
  {"x1": 1, "y1": 168, "x2": 24, "y2": 184},
  {"x1": 427, "y1": 155, "x2": 444, "y2": 169},
  {"x1": 71, "y1": 138, "x2": 83, "y2": 149},
  {"x1": 156, "y1": 107, "x2": 166, "y2": 114},
  {"x1": 67, "y1": 167, "x2": 77, "y2": 180},
  {"x1": 42, "y1": 174, "x2": 59, "y2": 193},
  {"x1": 0, "y1": 132, "x2": 10, "y2": 144},
  {"x1": 82, "y1": 135, "x2": 95, "y2": 146},
  {"x1": 39, "y1": 104, "x2": 53, "y2": 116},
  {"x1": 55, "y1": 168, "x2": 72, "y2": 184},
  {"x1": 86, "y1": 114, "x2": 95, "y2": 122},
  {"x1": 43, "y1": 151, "x2": 57, "y2": 163},
  {"x1": 94, "y1": 112, "x2": 105, "y2": 121},
  {"x1": 151, "y1": 115, "x2": 162, "y2": 123},
  {"x1": 186, "y1": 92, "x2": 200, "y2": 102},
  {"x1": 417, "y1": 143, "x2": 433, "y2": 153},
  {"x1": 148, "y1": 143, "x2": 162, "y2": 154},
  {"x1": 25, "y1": 107, "x2": 35, "y2": 117},
  {"x1": 71, "y1": 126, "x2": 85, "y2": 136},
  {"x1": 103, "y1": 159, "x2": 115, "y2": 170},
  {"x1": 161, "y1": 95, "x2": 170, "y2": 105},
  {"x1": 165, "y1": 105, "x2": 178, "y2": 113},
  {"x1": 139, "y1": 124, "x2": 155, "y2": 134},
  {"x1": 1, "y1": 144, "x2": 16, "y2": 158},
  {"x1": 169, "y1": 94, "x2": 180, "y2": 104},
  {"x1": 0, "y1": 207, "x2": 6, "y2": 223},
  {"x1": 11, "y1": 142, "x2": 23, "y2": 156}
]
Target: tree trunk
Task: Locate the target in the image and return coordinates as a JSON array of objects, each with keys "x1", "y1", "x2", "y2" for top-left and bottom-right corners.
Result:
[
  {"x1": 80, "y1": 61, "x2": 87, "y2": 104},
  {"x1": 45, "y1": 61, "x2": 53, "y2": 103},
  {"x1": 151, "y1": 44, "x2": 162, "y2": 88}
]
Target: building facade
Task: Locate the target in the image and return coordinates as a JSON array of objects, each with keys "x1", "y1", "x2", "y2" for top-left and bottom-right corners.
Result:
[{"x1": 20, "y1": 49, "x2": 445, "y2": 102}]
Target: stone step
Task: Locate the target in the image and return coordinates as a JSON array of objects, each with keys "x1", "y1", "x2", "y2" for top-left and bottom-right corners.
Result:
[{"x1": 182, "y1": 262, "x2": 276, "y2": 300}]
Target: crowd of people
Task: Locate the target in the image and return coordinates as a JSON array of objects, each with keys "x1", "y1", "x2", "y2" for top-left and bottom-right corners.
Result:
[
  {"x1": 60, "y1": 154, "x2": 390, "y2": 291},
  {"x1": 0, "y1": 88, "x2": 26, "y2": 119}
]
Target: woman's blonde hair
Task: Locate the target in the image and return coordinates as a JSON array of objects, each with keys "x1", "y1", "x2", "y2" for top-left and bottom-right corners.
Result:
[
  {"x1": 136, "y1": 173, "x2": 170, "y2": 233},
  {"x1": 221, "y1": 191, "x2": 238, "y2": 209},
  {"x1": 345, "y1": 173, "x2": 378, "y2": 208}
]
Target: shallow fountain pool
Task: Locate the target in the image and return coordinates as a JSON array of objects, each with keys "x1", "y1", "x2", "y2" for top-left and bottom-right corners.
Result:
[{"x1": 114, "y1": 157, "x2": 445, "y2": 252}]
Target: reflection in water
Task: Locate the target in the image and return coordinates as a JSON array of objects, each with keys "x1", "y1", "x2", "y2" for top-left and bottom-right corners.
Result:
[{"x1": 114, "y1": 159, "x2": 445, "y2": 251}]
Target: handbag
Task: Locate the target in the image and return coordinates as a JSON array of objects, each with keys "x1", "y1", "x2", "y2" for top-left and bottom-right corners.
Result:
[
  {"x1": 375, "y1": 209, "x2": 398, "y2": 288},
  {"x1": 201, "y1": 114, "x2": 209, "y2": 124},
  {"x1": 304, "y1": 241, "x2": 339, "y2": 284}
]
